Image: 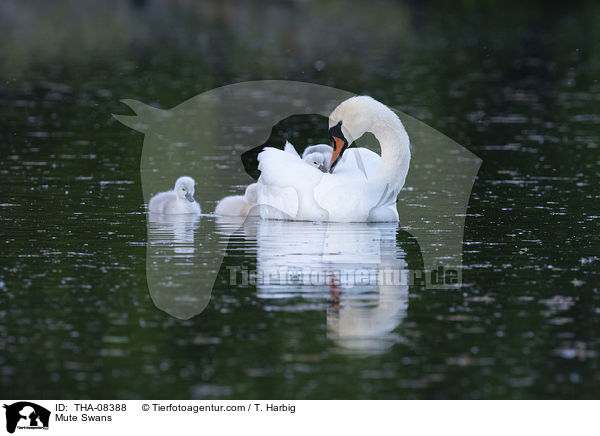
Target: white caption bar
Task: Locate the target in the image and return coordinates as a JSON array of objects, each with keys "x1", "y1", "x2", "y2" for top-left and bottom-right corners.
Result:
[{"x1": 1, "y1": 400, "x2": 597, "y2": 435}]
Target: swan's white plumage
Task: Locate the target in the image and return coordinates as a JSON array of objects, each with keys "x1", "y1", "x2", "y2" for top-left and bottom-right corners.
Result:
[
  {"x1": 257, "y1": 96, "x2": 410, "y2": 222},
  {"x1": 215, "y1": 142, "x2": 334, "y2": 219},
  {"x1": 257, "y1": 147, "x2": 397, "y2": 221},
  {"x1": 257, "y1": 146, "x2": 328, "y2": 220},
  {"x1": 148, "y1": 176, "x2": 201, "y2": 215},
  {"x1": 283, "y1": 140, "x2": 301, "y2": 158}
]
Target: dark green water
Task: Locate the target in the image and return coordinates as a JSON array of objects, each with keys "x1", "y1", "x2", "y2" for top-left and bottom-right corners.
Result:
[{"x1": 1, "y1": 0, "x2": 599, "y2": 399}]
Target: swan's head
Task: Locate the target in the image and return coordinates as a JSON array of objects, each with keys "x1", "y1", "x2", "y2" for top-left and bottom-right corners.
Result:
[
  {"x1": 303, "y1": 151, "x2": 329, "y2": 172},
  {"x1": 174, "y1": 176, "x2": 196, "y2": 202},
  {"x1": 327, "y1": 96, "x2": 386, "y2": 173}
]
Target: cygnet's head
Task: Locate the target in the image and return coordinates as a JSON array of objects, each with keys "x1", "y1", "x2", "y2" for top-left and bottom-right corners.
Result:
[
  {"x1": 174, "y1": 176, "x2": 196, "y2": 202},
  {"x1": 301, "y1": 144, "x2": 333, "y2": 159},
  {"x1": 303, "y1": 152, "x2": 329, "y2": 173}
]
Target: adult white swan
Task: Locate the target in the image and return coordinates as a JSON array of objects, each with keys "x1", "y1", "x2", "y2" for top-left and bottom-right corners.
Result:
[{"x1": 257, "y1": 96, "x2": 411, "y2": 222}]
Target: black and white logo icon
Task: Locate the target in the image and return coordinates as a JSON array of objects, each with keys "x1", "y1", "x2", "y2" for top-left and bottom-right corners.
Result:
[{"x1": 3, "y1": 402, "x2": 50, "y2": 434}]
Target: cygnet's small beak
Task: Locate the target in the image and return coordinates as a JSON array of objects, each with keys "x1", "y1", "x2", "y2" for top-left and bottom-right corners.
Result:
[{"x1": 185, "y1": 192, "x2": 194, "y2": 202}]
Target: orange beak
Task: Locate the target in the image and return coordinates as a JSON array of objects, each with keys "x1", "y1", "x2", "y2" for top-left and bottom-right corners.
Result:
[
  {"x1": 329, "y1": 136, "x2": 346, "y2": 171},
  {"x1": 328, "y1": 120, "x2": 348, "y2": 173}
]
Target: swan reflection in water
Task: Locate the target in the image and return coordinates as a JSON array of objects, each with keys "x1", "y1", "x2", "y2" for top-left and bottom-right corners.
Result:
[{"x1": 218, "y1": 217, "x2": 409, "y2": 355}]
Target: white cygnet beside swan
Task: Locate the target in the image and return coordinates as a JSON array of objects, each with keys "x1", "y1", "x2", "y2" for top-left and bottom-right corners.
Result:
[
  {"x1": 214, "y1": 183, "x2": 259, "y2": 217},
  {"x1": 257, "y1": 96, "x2": 411, "y2": 222},
  {"x1": 148, "y1": 176, "x2": 201, "y2": 215}
]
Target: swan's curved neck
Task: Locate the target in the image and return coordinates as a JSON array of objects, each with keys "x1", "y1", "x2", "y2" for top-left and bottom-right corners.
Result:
[{"x1": 368, "y1": 115, "x2": 410, "y2": 191}]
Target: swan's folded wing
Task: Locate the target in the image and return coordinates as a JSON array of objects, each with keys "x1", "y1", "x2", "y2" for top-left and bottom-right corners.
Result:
[
  {"x1": 337, "y1": 147, "x2": 381, "y2": 178},
  {"x1": 256, "y1": 182, "x2": 298, "y2": 219},
  {"x1": 283, "y1": 141, "x2": 301, "y2": 158},
  {"x1": 312, "y1": 171, "x2": 373, "y2": 221}
]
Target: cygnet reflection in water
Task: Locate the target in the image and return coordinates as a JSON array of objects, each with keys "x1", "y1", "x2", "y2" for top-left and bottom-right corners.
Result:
[
  {"x1": 147, "y1": 213, "x2": 200, "y2": 254},
  {"x1": 146, "y1": 213, "x2": 210, "y2": 320}
]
